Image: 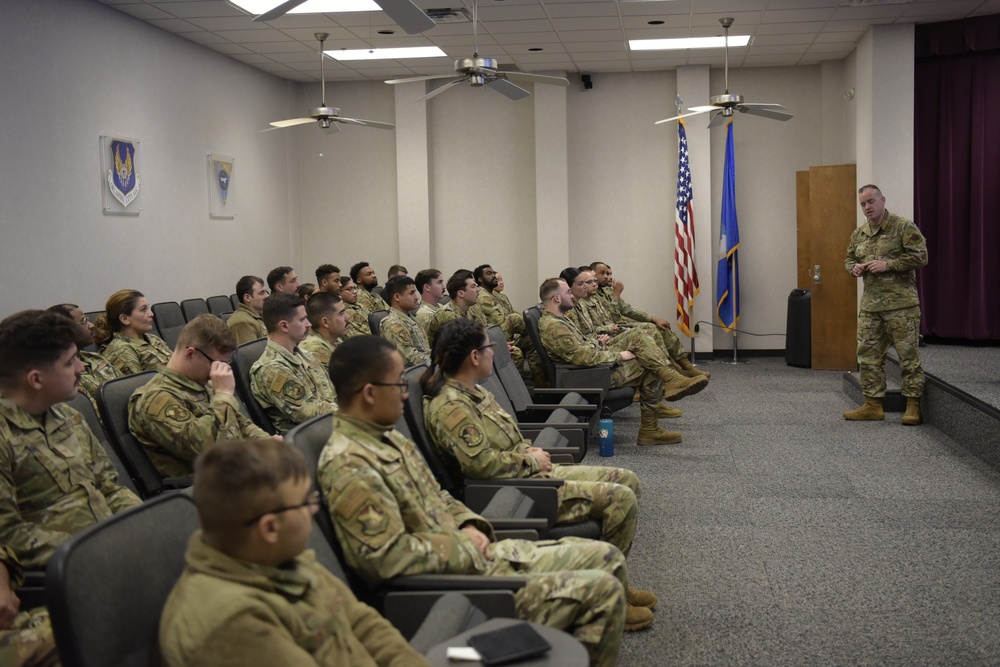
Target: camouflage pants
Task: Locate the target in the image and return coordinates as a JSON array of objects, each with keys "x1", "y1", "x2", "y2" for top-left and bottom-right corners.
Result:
[
  {"x1": 488, "y1": 537, "x2": 627, "y2": 667},
  {"x1": 0, "y1": 607, "x2": 58, "y2": 667},
  {"x1": 619, "y1": 322, "x2": 686, "y2": 363},
  {"x1": 606, "y1": 328, "x2": 669, "y2": 409},
  {"x1": 503, "y1": 313, "x2": 530, "y2": 369},
  {"x1": 857, "y1": 306, "x2": 924, "y2": 398},
  {"x1": 550, "y1": 464, "x2": 640, "y2": 556}
]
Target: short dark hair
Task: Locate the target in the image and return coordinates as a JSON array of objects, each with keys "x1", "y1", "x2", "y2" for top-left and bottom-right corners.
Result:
[
  {"x1": 349, "y1": 262, "x2": 370, "y2": 283},
  {"x1": 559, "y1": 267, "x2": 581, "y2": 286},
  {"x1": 589, "y1": 261, "x2": 610, "y2": 271},
  {"x1": 473, "y1": 264, "x2": 492, "y2": 284},
  {"x1": 387, "y1": 264, "x2": 407, "y2": 278},
  {"x1": 339, "y1": 276, "x2": 353, "y2": 287},
  {"x1": 306, "y1": 291, "x2": 342, "y2": 326},
  {"x1": 46, "y1": 303, "x2": 78, "y2": 319},
  {"x1": 858, "y1": 184, "x2": 882, "y2": 197},
  {"x1": 236, "y1": 275, "x2": 264, "y2": 303},
  {"x1": 539, "y1": 278, "x2": 564, "y2": 301},
  {"x1": 328, "y1": 336, "x2": 398, "y2": 405},
  {"x1": 266, "y1": 267, "x2": 294, "y2": 292},
  {"x1": 315, "y1": 264, "x2": 340, "y2": 283},
  {"x1": 0, "y1": 310, "x2": 79, "y2": 389},
  {"x1": 297, "y1": 283, "x2": 317, "y2": 301},
  {"x1": 415, "y1": 269, "x2": 442, "y2": 294},
  {"x1": 420, "y1": 318, "x2": 485, "y2": 397},
  {"x1": 261, "y1": 292, "x2": 305, "y2": 333},
  {"x1": 383, "y1": 275, "x2": 415, "y2": 303},
  {"x1": 446, "y1": 271, "x2": 475, "y2": 300}
]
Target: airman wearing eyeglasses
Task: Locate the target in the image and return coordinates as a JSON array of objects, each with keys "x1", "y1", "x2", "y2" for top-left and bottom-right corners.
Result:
[
  {"x1": 159, "y1": 439, "x2": 429, "y2": 667},
  {"x1": 130, "y1": 315, "x2": 274, "y2": 478},
  {"x1": 338, "y1": 277, "x2": 371, "y2": 339}
]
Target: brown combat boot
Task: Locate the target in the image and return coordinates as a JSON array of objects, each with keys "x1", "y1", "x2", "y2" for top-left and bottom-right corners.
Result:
[
  {"x1": 659, "y1": 366, "x2": 708, "y2": 402},
  {"x1": 653, "y1": 401, "x2": 682, "y2": 418},
  {"x1": 902, "y1": 397, "x2": 923, "y2": 426},
  {"x1": 677, "y1": 356, "x2": 712, "y2": 379},
  {"x1": 637, "y1": 409, "x2": 683, "y2": 445},
  {"x1": 627, "y1": 587, "x2": 658, "y2": 610},
  {"x1": 843, "y1": 397, "x2": 884, "y2": 421},
  {"x1": 624, "y1": 605, "x2": 654, "y2": 631}
]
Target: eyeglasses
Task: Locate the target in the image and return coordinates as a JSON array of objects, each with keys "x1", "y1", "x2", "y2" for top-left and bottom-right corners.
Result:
[
  {"x1": 370, "y1": 380, "x2": 409, "y2": 392},
  {"x1": 241, "y1": 490, "x2": 321, "y2": 526},
  {"x1": 477, "y1": 343, "x2": 497, "y2": 352},
  {"x1": 342, "y1": 286, "x2": 358, "y2": 292},
  {"x1": 193, "y1": 348, "x2": 233, "y2": 364}
]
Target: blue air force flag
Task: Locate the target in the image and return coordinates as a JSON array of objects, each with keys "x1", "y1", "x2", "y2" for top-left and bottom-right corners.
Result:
[
  {"x1": 716, "y1": 120, "x2": 740, "y2": 332},
  {"x1": 213, "y1": 159, "x2": 234, "y2": 204},
  {"x1": 107, "y1": 139, "x2": 140, "y2": 208}
]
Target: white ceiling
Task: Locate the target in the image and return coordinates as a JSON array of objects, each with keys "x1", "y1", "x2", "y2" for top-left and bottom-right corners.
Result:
[{"x1": 96, "y1": 0, "x2": 999, "y2": 82}]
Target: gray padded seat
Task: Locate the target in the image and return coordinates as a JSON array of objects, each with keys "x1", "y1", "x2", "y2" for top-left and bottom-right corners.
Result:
[
  {"x1": 180, "y1": 298, "x2": 210, "y2": 322},
  {"x1": 231, "y1": 338, "x2": 276, "y2": 434},
  {"x1": 368, "y1": 309, "x2": 389, "y2": 336},
  {"x1": 206, "y1": 295, "x2": 234, "y2": 316}
]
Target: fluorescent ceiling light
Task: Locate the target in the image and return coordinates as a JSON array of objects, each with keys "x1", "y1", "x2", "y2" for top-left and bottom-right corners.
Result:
[
  {"x1": 230, "y1": 0, "x2": 381, "y2": 15},
  {"x1": 327, "y1": 47, "x2": 448, "y2": 60},
  {"x1": 629, "y1": 35, "x2": 751, "y2": 51}
]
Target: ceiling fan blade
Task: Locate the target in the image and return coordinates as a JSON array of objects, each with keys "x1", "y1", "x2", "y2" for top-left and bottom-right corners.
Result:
[
  {"x1": 654, "y1": 108, "x2": 713, "y2": 125},
  {"x1": 498, "y1": 71, "x2": 570, "y2": 87},
  {"x1": 487, "y1": 77, "x2": 531, "y2": 100},
  {"x1": 374, "y1": 0, "x2": 436, "y2": 34},
  {"x1": 334, "y1": 117, "x2": 396, "y2": 130},
  {"x1": 386, "y1": 74, "x2": 463, "y2": 85},
  {"x1": 252, "y1": 0, "x2": 307, "y2": 22},
  {"x1": 416, "y1": 78, "x2": 465, "y2": 102},
  {"x1": 322, "y1": 122, "x2": 341, "y2": 134},
  {"x1": 263, "y1": 117, "x2": 315, "y2": 131},
  {"x1": 707, "y1": 111, "x2": 726, "y2": 129},
  {"x1": 739, "y1": 104, "x2": 794, "y2": 121}
]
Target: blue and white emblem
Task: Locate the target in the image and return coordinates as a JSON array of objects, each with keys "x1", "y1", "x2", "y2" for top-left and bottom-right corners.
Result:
[
  {"x1": 107, "y1": 139, "x2": 140, "y2": 208},
  {"x1": 213, "y1": 159, "x2": 233, "y2": 203}
]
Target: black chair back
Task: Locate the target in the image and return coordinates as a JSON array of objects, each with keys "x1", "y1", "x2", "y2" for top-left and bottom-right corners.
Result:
[
  {"x1": 401, "y1": 364, "x2": 461, "y2": 496},
  {"x1": 232, "y1": 339, "x2": 276, "y2": 434},
  {"x1": 97, "y1": 371, "x2": 171, "y2": 498},
  {"x1": 63, "y1": 393, "x2": 139, "y2": 497},
  {"x1": 487, "y1": 325, "x2": 536, "y2": 413},
  {"x1": 368, "y1": 309, "x2": 390, "y2": 336},
  {"x1": 229, "y1": 293, "x2": 240, "y2": 310},
  {"x1": 152, "y1": 301, "x2": 185, "y2": 349},
  {"x1": 521, "y1": 306, "x2": 557, "y2": 387},
  {"x1": 206, "y1": 295, "x2": 234, "y2": 316},
  {"x1": 180, "y1": 298, "x2": 210, "y2": 322},
  {"x1": 46, "y1": 492, "x2": 199, "y2": 667},
  {"x1": 84, "y1": 311, "x2": 105, "y2": 325}
]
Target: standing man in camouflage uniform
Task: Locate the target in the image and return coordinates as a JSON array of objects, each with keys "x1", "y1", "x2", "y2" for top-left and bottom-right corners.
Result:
[
  {"x1": 379, "y1": 275, "x2": 432, "y2": 366},
  {"x1": 0, "y1": 543, "x2": 57, "y2": 667},
  {"x1": 0, "y1": 310, "x2": 141, "y2": 568},
  {"x1": 300, "y1": 292, "x2": 350, "y2": 374},
  {"x1": 320, "y1": 336, "x2": 641, "y2": 665},
  {"x1": 415, "y1": 269, "x2": 446, "y2": 333},
  {"x1": 338, "y1": 277, "x2": 371, "y2": 339},
  {"x1": 350, "y1": 262, "x2": 390, "y2": 313},
  {"x1": 538, "y1": 278, "x2": 706, "y2": 446},
  {"x1": 315, "y1": 264, "x2": 342, "y2": 297},
  {"x1": 250, "y1": 293, "x2": 337, "y2": 435},
  {"x1": 46, "y1": 304, "x2": 123, "y2": 415},
  {"x1": 427, "y1": 271, "x2": 480, "y2": 350},
  {"x1": 844, "y1": 184, "x2": 929, "y2": 425},
  {"x1": 228, "y1": 275, "x2": 269, "y2": 345},
  {"x1": 267, "y1": 266, "x2": 301, "y2": 296},
  {"x1": 129, "y1": 315, "x2": 273, "y2": 478}
]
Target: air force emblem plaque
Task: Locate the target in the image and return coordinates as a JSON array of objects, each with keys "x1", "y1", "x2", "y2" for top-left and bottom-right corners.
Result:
[
  {"x1": 107, "y1": 139, "x2": 140, "y2": 208},
  {"x1": 213, "y1": 159, "x2": 233, "y2": 203}
]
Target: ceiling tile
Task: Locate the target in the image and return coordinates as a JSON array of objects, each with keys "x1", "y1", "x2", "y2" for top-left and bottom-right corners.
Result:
[
  {"x1": 829, "y1": 5, "x2": 908, "y2": 20},
  {"x1": 146, "y1": 17, "x2": 202, "y2": 31},
  {"x1": 486, "y1": 19, "x2": 556, "y2": 33},
  {"x1": 277, "y1": 27, "x2": 358, "y2": 41},
  {"x1": 618, "y1": 0, "x2": 693, "y2": 18},
  {"x1": 250, "y1": 41, "x2": 316, "y2": 53},
  {"x1": 113, "y1": 3, "x2": 176, "y2": 20},
  {"x1": 571, "y1": 50, "x2": 629, "y2": 62},
  {"x1": 742, "y1": 54, "x2": 804, "y2": 66},
  {"x1": 747, "y1": 44, "x2": 809, "y2": 56},
  {"x1": 150, "y1": 1, "x2": 245, "y2": 18},
  {"x1": 690, "y1": 12, "x2": 763, "y2": 28},
  {"x1": 476, "y1": 5, "x2": 549, "y2": 20},
  {"x1": 185, "y1": 15, "x2": 271, "y2": 30},
  {"x1": 812, "y1": 30, "x2": 863, "y2": 43},
  {"x1": 756, "y1": 22, "x2": 825, "y2": 35},
  {"x1": 551, "y1": 17, "x2": 622, "y2": 31},
  {"x1": 232, "y1": 53, "x2": 273, "y2": 64},
  {"x1": 206, "y1": 42, "x2": 254, "y2": 54},
  {"x1": 559, "y1": 29, "x2": 624, "y2": 42},
  {"x1": 568, "y1": 40, "x2": 626, "y2": 53},
  {"x1": 493, "y1": 31, "x2": 559, "y2": 44},
  {"x1": 581, "y1": 62, "x2": 635, "y2": 72},
  {"x1": 760, "y1": 8, "x2": 837, "y2": 23},
  {"x1": 545, "y1": 3, "x2": 619, "y2": 18},
  {"x1": 751, "y1": 33, "x2": 818, "y2": 46},
  {"x1": 504, "y1": 42, "x2": 567, "y2": 54},
  {"x1": 176, "y1": 30, "x2": 232, "y2": 44}
]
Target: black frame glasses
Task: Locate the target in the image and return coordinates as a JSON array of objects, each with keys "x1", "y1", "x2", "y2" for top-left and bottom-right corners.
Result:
[
  {"x1": 241, "y1": 490, "x2": 321, "y2": 526},
  {"x1": 370, "y1": 381, "x2": 409, "y2": 391},
  {"x1": 476, "y1": 343, "x2": 498, "y2": 352},
  {"x1": 193, "y1": 347, "x2": 232, "y2": 365}
]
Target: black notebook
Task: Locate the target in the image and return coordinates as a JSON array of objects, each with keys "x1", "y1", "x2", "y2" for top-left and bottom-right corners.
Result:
[{"x1": 467, "y1": 622, "x2": 553, "y2": 665}]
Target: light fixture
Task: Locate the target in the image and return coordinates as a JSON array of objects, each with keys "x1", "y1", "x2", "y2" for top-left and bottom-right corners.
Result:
[
  {"x1": 327, "y1": 46, "x2": 448, "y2": 60},
  {"x1": 230, "y1": 0, "x2": 382, "y2": 14},
  {"x1": 629, "y1": 35, "x2": 751, "y2": 51}
]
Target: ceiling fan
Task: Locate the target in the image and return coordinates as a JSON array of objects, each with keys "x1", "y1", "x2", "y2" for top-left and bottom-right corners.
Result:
[
  {"x1": 251, "y1": 0, "x2": 434, "y2": 35},
  {"x1": 263, "y1": 33, "x2": 395, "y2": 133},
  {"x1": 655, "y1": 18, "x2": 793, "y2": 128},
  {"x1": 384, "y1": 0, "x2": 569, "y2": 102}
]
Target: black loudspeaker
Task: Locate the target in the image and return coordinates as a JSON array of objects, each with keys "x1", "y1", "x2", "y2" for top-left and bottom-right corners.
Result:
[{"x1": 581, "y1": 74, "x2": 593, "y2": 90}]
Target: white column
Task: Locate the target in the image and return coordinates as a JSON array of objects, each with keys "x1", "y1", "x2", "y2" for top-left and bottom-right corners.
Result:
[
  {"x1": 394, "y1": 82, "x2": 432, "y2": 268},
  {"x1": 534, "y1": 81, "x2": 570, "y2": 287}
]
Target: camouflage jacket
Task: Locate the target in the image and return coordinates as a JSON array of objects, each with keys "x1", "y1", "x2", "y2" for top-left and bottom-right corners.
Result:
[
  {"x1": 250, "y1": 341, "x2": 337, "y2": 434},
  {"x1": 0, "y1": 543, "x2": 22, "y2": 589},
  {"x1": 538, "y1": 311, "x2": 618, "y2": 368},
  {"x1": 468, "y1": 290, "x2": 512, "y2": 328},
  {"x1": 0, "y1": 398, "x2": 141, "y2": 567},
  {"x1": 343, "y1": 304, "x2": 371, "y2": 339},
  {"x1": 226, "y1": 304, "x2": 267, "y2": 345},
  {"x1": 845, "y1": 211, "x2": 928, "y2": 312},
  {"x1": 299, "y1": 331, "x2": 336, "y2": 374},
  {"x1": 129, "y1": 368, "x2": 269, "y2": 477},
  {"x1": 103, "y1": 332, "x2": 172, "y2": 376},
  {"x1": 160, "y1": 532, "x2": 427, "y2": 667},
  {"x1": 414, "y1": 303, "x2": 440, "y2": 334},
  {"x1": 426, "y1": 302, "x2": 472, "y2": 351},
  {"x1": 78, "y1": 349, "x2": 123, "y2": 413},
  {"x1": 379, "y1": 309, "x2": 430, "y2": 367},
  {"x1": 424, "y1": 379, "x2": 541, "y2": 481},
  {"x1": 357, "y1": 289, "x2": 389, "y2": 315},
  {"x1": 597, "y1": 286, "x2": 651, "y2": 323},
  {"x1": 319, "y1": 415, "x2": 494, "y2": 587},
  {"x1": 567, "y1": 296, "x2": 614, "y2": 338}
]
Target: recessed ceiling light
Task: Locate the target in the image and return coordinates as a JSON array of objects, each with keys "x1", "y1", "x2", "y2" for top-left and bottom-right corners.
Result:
[
  {"x1": 231, "y1": 0, "x2": 381, "y2": 14},
  {"x1": 647, "y1": 20, "x2": 665, "y2": 25},
  {"x1": 629, "y1": 35, "x2": 751, "y2": 51},
  {"x1": 327, "y1": 47, "x2": 449, "y2": 60}
]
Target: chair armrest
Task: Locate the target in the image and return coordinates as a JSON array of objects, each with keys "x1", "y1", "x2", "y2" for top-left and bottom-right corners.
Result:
[
  {"x1": 524, "y1": 402, "x2": 598, "y2": 416},
  {"x1": 531, "y1": 388, "x2": 604, "y2": 405},
  {"x1": 463, "y1": 485, "x2": 559, "y2": 524},
  {"x1": 386, "y1": 574, "x2": 527, "y2": 591},
  {"x1": 549, "y1": 453, "x2": 576, "y2": 464},
  {"x1": 554, "y1": 365, "x2": 613, "y2": 390},
  {"x1": 383, "y1": 591, "x2": 518, "y2": 640},
  {"x1": 489, "y1": 518, "x2": 549, "y2": 532},
  {"x1": 492, "y1": 529, "x2": 539, "y2": 541},
  {"x1": 162, "y1": 476, "x2": 194, "y2": 489}
]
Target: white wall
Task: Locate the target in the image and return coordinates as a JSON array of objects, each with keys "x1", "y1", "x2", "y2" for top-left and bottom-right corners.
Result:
[{"x1": 0, "y1": 0, "x2": 297, "y2": 314}]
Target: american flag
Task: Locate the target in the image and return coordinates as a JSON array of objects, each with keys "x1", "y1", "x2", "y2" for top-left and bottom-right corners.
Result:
[{"x1": 674, "y1": 118, "x2": 699, "y2": 337}]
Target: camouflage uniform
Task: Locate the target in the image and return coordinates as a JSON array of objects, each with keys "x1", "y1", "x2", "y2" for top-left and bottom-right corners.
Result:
[
  {"x1": 226, "y1": 304, "x2": 267, "y2": 345},
  {"x1": 414, "y1": 302, "x2": 440, "y2": 334},
  {"x1": 250, "y1": 340, "x2": 337, "y2": 434},
  {"x1": 343, "y1": 303, "x2": 371, "y2": 339},
  {"x1": 424, "y1": 379, "x2": 640, "y2": 555},
  {"x1": 299, "y1": 331, "x2": 337, "y2": 374},
  {"x1": 594, "y1": 289, "x2": 687, "y2": 361},
  {"x1": 319, "y1": 415, "x2": 627, "y2": 667},
  {"x1": 379, "y1": 309, "x2": 431, "y2": 367},
  {"x1": 357, "y1": 288, "x2": 389, "y2": 314},
  {"x1": 426, "y1": 302, "x2": 472, "y2": 352},
  {"x1": 538, "y1": 311, "x2": 664, "y2": 411},
  {"x1": 845, "y1": 211, "x2": 929, "y2": 398},
  {"x1": 129, "y1": 367, "x2": 270, "y2": 477},
  {"x1": 160, "y1": 532, "x2": 428, "y2": 667},
  {"x1": 102, "y1": 332, "x2": 172, "y2": 375},
  {"x1": 77, "y1": 348, "x2": 123, "y2": 415},
  {"x1": 0, "y1": 398, "x2": 141, "y2": 567},
  {"x1": 0, "y1": 545, "x2": 57, "y2": 667},
  {"x1": 573, "y1": 296, "x2": 682, "y2": 364}
]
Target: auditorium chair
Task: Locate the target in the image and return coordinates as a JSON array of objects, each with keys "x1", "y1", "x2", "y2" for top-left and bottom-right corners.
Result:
[
  {"x1": 180, "y1": 298, "x2": 210, "y2": 322},
  {"x1": 63, "y1": 392, "x2": 138, "y2": 497},
  {"x1": 229, "y1": 293, "x2": 240, "y2": 310},
  {"x1": 231, "y1": 338, "x2": 277, "y2": 434},
  {"x1": 206, "y1": 294, "x2": 234, "y2": 316},
  {"x1": 150, "y1": 301, "x2": 185, "y2": 349},
  {"x1": 368, "y1": 309, "x2": 390, "y2": 336}
]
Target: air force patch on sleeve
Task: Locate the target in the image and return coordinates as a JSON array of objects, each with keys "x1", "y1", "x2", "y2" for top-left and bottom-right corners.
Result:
[
  {"x1": 358, "y1": 505, "x2": 389, "y2": 536},
  {"x1": 460, "y1": 425, "x2": 484, "y2": 448},
  {"x1": 281, "y1": 381, "x2": 306, "y2": 401}
]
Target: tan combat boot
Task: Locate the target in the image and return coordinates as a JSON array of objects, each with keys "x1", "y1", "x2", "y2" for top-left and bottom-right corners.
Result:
[
  {"x1": 842, "y1": 397, "x2": 884, "y2": 421},
  {"x1": 902, "y1": 397, "x2": 923, "y2": 425},
  {"x1": 659, "y1": 366, "x2": 709, "y2": 402},
  {"x1": 624, "y1": 605, "x2": 654, "y2": 632},
  {"x1": 627, "y1": 587, "x2": 658, "y2": 610},
  {"x1": 653, "y1": 401, "x2": 683, "y2": 418},
  {"x1": 637, "y1": 409, "x2": 683, "y2": 445},
  {"x1": 677, "y1": 356, "x2": 712, "y2": 379}
]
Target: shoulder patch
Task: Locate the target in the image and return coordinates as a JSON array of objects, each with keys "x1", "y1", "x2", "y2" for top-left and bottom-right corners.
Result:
[
  {"x1": 281, "y1": 381, "x2": 305, "y2": 401},
  {"x1": 443, "y1": 407, "x2": 466, "y2": 431},
  {"x1": 460, "y1": 425, "x2": 484, "y2": 448},
  {"x1": 358, "y1": 504, "x2": 389, "y2": 536},
  {"x1": 163, "y1": 404, "x2": 192, "y2": 423}
]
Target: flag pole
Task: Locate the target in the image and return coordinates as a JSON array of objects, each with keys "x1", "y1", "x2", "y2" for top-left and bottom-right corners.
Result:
[{"x1": 723, "y1": 251, "x2": 749, "y2": 364}]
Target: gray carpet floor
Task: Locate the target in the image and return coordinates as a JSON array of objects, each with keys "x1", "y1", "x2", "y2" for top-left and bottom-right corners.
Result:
[{"x1": 578, "y1": 357, "x2": 1000, "y2": 666}]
